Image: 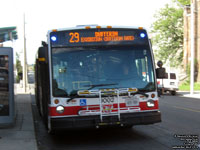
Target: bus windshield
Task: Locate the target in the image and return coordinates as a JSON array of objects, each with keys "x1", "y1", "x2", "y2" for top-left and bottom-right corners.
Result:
[{"x1": 52, "y1": 46, "x2": 155, "y2": 97}]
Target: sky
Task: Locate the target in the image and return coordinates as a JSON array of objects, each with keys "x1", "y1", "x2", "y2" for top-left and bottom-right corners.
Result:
[{"x1": 0, "y1": 0, "x2": 171, "y2": 64}]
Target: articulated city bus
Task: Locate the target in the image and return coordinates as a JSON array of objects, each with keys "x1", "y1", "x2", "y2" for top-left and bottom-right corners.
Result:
[{"x1": 35, "y1": 25, "x2": 162, "y2": 133}]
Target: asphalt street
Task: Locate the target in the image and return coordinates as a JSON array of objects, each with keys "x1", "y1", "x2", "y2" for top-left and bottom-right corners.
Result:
[{"x1": 31, "y1": 94, "x2": 200, "y2": 150}]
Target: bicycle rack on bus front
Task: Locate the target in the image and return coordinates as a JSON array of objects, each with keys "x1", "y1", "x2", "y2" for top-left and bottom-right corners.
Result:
[
  {"x1": 78, "y1": 88, "x2": 139, "y2": 123},
  {"x1": 98, "y1": 89, "x2": 121, "y2": 122}
]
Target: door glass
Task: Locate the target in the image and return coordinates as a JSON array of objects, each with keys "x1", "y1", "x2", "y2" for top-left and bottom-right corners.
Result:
[{"x1": 0, "y1": 55, "x2": 9, "y2": 116}]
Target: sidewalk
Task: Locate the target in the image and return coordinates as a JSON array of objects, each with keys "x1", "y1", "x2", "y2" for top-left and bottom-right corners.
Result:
[
  {"x1": 0, "y1": 84, "x2": 38, "y2": 150},
  {"x1": 177, "y1": 91, "x2": 200, "y2": 99}
]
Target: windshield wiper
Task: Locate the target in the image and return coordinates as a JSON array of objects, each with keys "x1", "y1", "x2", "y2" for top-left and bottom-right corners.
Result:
[
  {"x1": 134, "y1": 90, "x2": 149, "y2": 97},
  {"x1": 132, "y1": 82, "x2": 155, "y2": 97},
  {"x1": 67, "y1": 83, "x2": 118, "y2": 102},
  {"x1": 66, "y1": 90, "x2": 81, "y2": 103},
  {"x1": 84, "y1": 83, "x2": 118, "y2": 90},
  {"x1": 66, "y1": 94, "x2": 80, "y2": 103}
]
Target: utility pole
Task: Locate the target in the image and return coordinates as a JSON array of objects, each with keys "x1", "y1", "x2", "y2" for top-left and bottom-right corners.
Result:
[
  {"x1": 23, "y1": 13, "x2": 28, "y2": 93},
  {"x1": 190, "y1": 1, "x2": 195, "y2": 95}
]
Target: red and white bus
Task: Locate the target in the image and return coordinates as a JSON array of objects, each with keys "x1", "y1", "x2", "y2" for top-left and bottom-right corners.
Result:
[{"x1": 35, "y1": 25, "x2": 161, "y2": 133}]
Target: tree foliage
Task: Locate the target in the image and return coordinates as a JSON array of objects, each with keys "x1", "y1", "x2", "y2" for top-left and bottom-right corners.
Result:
[
  {"x1": 16, "y1": 52, "x2": 22, "y2": 83},
  {"x1": 175, "y1": 0, "x2": 190, "y2": 6},
  {"x1": 151, "y1": 0, "x2": 189, "y2": 67}
]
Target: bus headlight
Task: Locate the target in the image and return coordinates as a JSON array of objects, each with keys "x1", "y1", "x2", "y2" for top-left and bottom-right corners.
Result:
[
  {"x1": 56, "y1": 105, "x2": 65, "y2": 114},
  {"x1": 147, "y1": 100, "x2": 155, "y2": 107}
]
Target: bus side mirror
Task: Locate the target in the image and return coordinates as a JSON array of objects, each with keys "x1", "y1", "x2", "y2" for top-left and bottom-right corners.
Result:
[
  {"x1": 38, "y1": 46, "x2": 48, "y2": 64},
  {"x1": 156, "y1": 68, "x2": 166, "y2": 79},
  {"x1": 156, "y1": 61, "x2": 166, "y2": 79}
]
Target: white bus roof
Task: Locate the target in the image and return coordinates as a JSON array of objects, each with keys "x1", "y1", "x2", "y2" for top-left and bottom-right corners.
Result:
[{"x1": 47, "y1": 25, "x2": 147, "y2": 34}]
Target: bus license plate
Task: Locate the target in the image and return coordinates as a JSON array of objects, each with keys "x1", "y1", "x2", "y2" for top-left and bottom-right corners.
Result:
[{"x1": 125, "y1": 97, "x2": 139, "y2": 106}]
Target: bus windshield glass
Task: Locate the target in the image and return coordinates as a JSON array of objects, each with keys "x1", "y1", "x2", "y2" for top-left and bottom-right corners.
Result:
[{"x1": 52, "y1": 46, "x2": 155, "y2": 97}]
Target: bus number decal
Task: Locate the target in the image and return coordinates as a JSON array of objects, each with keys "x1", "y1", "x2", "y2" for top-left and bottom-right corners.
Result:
[{"x1": 69, "y1": 32, "x2": 80, "y2": 43}]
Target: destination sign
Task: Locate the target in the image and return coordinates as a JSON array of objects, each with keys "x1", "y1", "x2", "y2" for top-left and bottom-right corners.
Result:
[
  {"x1": 69, "y1": 31, "x2": 134, "y2": 43},
  {"x1": 50, "y1": 28, "x2": 148, "y2": 47}
]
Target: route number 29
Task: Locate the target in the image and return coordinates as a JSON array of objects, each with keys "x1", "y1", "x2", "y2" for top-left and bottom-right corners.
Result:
[{"x1": 69, "y1": 32, "x2": 79, "y2": 43}]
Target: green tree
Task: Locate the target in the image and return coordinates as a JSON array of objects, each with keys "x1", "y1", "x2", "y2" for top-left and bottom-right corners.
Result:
[
  {"x1": 151, "y1": 0, "x2": 189, "y2": 67},
  {"x1": 16, "y1": 52, "x2": 22, "y2": 83},
  {"x1": 175, "y1": 0, "x2": 190, "y2": 6}
]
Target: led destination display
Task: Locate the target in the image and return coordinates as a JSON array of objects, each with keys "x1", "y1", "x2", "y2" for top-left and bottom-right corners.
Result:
[{"x1": 50, "y1": 28, "x2": 148, "y2": 47}]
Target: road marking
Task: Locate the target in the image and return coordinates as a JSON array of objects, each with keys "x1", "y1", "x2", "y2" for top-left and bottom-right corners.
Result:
[{"x1": 173, "y1": 106, "x2": 200, "y2": 113}]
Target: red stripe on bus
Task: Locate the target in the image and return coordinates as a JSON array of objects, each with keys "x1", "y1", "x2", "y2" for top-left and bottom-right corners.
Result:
[
  {"x1": 140, "y1": 100, "x2": 159, "y2": 111},
  {"x1": 49, "y1": 100, "x2": 159, "y2": 117}
]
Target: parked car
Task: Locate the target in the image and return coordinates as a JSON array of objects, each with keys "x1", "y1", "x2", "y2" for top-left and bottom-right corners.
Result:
[{"x1": 157, "y1": 72, "x2": 178, "y2": 95}]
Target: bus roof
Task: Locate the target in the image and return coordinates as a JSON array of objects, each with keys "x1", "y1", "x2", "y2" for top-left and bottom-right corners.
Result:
[{"x1": 47, "y1": 25, "x2": 147, "y2": 34}]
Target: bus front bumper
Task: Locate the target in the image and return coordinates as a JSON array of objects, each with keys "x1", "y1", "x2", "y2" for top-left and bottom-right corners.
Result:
[{"x1": 50, "y1": 111, "x2": 161, "y2": 130}]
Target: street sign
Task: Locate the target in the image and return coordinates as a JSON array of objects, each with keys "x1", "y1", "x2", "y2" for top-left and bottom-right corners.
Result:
[{"x1": 0, "y1": 26, "x2": 18, "y2": 42}]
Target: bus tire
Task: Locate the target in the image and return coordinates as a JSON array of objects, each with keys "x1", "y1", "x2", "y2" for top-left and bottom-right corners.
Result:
[
  {"x1": 42, "y1": 100, "x2": 48, "y2": 129},
  {"x1": 171, "y1": 91, "x2": 176, "y2": 96},
  {"x1": 47, "y1": 117, "x2": 56, "y2": 135},
  {"x1": 122, "y1": 124, "x2": 133, "y2": 129},
  {"x1": 35, "y1": 89, "x2": 42, "y2": 116}
]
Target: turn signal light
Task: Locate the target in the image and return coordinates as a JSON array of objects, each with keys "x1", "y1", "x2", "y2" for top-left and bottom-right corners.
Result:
[
  {"x1": 151, "y1": 93, "x2": 155, "y2": 98},
  {"x1": 54, "y1": 99, "x2": 59, "y2": 104}
]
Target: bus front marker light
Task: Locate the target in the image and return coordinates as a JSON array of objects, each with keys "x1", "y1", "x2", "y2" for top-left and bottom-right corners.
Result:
[
  {"x1": 147, "y1": 100, "x2": 155, "y2": 107},
  {"x1": 56, "y1": 105, "x2": 65, "y2": 114},
  {"x1": 96, "y1": 26, "x2": 101, "y2": 29},
  {"x1": 85, "y1": 26, "x2": 91, "y2": 29},
  {"x1": 52, "y1": 29, "x2": 57, "y2": 32}
]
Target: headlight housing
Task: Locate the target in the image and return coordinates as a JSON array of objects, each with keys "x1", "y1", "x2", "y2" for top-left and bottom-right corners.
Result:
[
  {"x1": 147, "y1": 100, "x2": 155, "y2": 107},
  {"x1": 56, "y1": 105, "x2": 65, "y2": 114}
]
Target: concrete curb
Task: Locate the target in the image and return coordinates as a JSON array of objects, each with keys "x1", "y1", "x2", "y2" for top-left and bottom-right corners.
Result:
[{"x1": 177, "y1": 91, "x2": 200, "y2": 99}]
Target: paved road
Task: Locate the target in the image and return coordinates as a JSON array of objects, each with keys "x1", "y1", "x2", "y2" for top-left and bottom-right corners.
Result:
[{"x1": 31, "y1": 94, "x2": 200, "y2": 150}]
